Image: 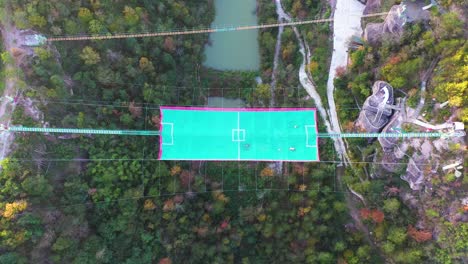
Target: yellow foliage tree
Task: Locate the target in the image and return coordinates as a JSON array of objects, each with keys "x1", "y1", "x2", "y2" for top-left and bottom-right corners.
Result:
[
  {"x1": 170, "y1": 165, "x2": 181, "y2": 176},
  {"x1": 123, "y1": 6, "x2": 140, "y2": 26},
  {"x1": 213, "y1": 191, "x2": 229, "y2": 203},
  {"x1": 282, "y1": 42, "x2": 295, "y2": 61},
  {"x1": 78, "y1": 7, "x2": 93, "y2": 23},
  {"x1": 298, "y1": 184, "x2": 307, "y2": 192},
  {"x1": 257, "y1": 213, "x2": 267, "y2": 222},
  {"x1": 139, "y1": 57, "x2": 155, "y2": 72},
  {"x1": 307, "y1": 61, "x2": 319, "y2": 75},
  {"x1": 298, "y1": 206, "x2": 311, "y2": 217},
  {"x1": 260, "y1": 167, "x2": 274, "y2": 177},
  {"x1": 433, "y1": 44, "x2": 467, "y2": 122},
  {"x1": 3, "y1": 200, "x2": 27, "y2": 219},
  {"x1": 143, "y1": 199, "x2": 156, "y2": 210},
  {"x1": 80, "y1": 46, "x2": 101, "y2": 65}
]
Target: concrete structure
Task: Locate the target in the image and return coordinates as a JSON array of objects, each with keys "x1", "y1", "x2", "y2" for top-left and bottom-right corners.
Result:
[
  {"x1": 356, "y1": 81, "x2": 394, "y2": 133},
  {"x1": 24, "y1": 34, "x2": 47, "y2": 46}
]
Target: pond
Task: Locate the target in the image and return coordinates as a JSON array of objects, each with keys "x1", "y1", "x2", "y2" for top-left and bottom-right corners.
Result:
[{"x1": 204, "y1": 0, "x2": 260, "y2": 71}]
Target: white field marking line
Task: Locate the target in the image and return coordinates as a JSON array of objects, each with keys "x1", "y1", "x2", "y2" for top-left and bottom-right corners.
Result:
[
  {"x1": 161, "y1": 122, "x2": 174, "y2": 145},
  {"x1": 305, "y1": 125, "x2": 317, "y2": 147},
  {"x1": 240, "y1": 129, "x2": 245, "y2": 141},
  {"x1": 238, "y1": 112, "x2": 240, "y2": 161}
]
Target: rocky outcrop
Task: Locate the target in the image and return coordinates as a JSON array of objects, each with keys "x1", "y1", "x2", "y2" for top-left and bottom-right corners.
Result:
[
  {"x1": 401, "y1": 154, "x2": 426, "y2": 190},
  {"x1": 356, "y1": 81, "x2": 394, "y2": 133},
  {"x1": 364, "y1": 5, "x2": 407, "y2": 45},
  {"x1": 363, "y1": 0, "x2": 381, "y2": 15}
]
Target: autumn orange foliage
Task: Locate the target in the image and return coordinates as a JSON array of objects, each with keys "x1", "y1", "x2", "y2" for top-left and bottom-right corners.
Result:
[
  {"x1": 11, "y1": 47, "x2": 24, "y2": 57},
  {"x1": 179, "y1": 170, "x2": 194, "y2": 188},
  {"x1": 343, "y1": 121, "x2": 355, "y2": 132},
  {"x1": 152, "y1": 115, "x2": 160, "y2": 128},
  {"x1": 293, "y1": 163, "x2": 309, "y2": 175},
  {"x1": 195, "y1": 226, "x2": 209, "y2": 237},
  {"x1": 371, "y1": 210, "x2": 385, "y2": 223},
  {"x1": 164, "y1": 37, "x2": 176, "y2": 52},
  {"x1": 388, "y1": 55, "x2": 402, "y2": 65},
  {"x1": 360, "y1": 208, "x2": 385, "y2": 223},
  {"x1": 360, "y1": 208, "x2": 371, "y2": 218},
  {"x1": 163, "y1": 199, "x2": 175, "y2": 212},
  {"x1": 128, "y1": 102, "x2": 142, "y2": 118},
  {"x1": 297, "y1": 206, "x2": 312, "y2": 217},
  {"x1": 407, "y1": 225, "x2": 432, "y2": 242},
  {"x1": 159, "y1": 258, "x2": 172, "y2": 264},
  {"x1": 335, "y1": 66, "x2": 347, "y2": 78}
]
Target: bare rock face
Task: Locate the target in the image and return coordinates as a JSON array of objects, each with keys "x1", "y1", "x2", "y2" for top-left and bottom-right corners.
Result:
[
  {"x1": 363, "y1": 0, "x2": 381, "y2": 15},
  {"x1": 401, "y1": 154, "x2": 426, "y2": 190},
  {"x1": 364, "y1": 5, "x2": 407, "y2": 45},
  {"x1": 355, "y1": 81, "x2": 394, "y2": 133},
  {"x1": 363, "y1": 23, "x2": 384, "y2": 45}
]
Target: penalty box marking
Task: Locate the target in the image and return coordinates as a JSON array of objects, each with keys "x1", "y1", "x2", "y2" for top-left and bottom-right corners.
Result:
[
  {"x1": 161, "y1": 122, "x2": 174, "y2": 145},
  {"x1": 305, "y1": 125, "x2": 317, "y2": 148}
]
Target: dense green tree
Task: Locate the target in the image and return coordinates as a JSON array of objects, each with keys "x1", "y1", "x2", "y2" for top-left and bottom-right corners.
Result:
[
  {"x1": 0, "y1": 252, "x2": 27, "y2": 264},
  {"x1": 387, "y1": 227, "x2": 407, "y2": 246},
  {"x1": 21, "y1": 175, "x2": 52, "y2": 199},
  {"x1": 383, "y1": 198, "x2": 400, "y2": 216},
  {"x1": 80, "y1": 46, "x2": 101, "y2": 66}
]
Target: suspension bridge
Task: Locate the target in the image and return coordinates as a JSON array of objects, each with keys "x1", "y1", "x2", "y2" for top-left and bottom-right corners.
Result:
[
  {"x1": 6, "y1": 126, "x2": 462, "y2": 139},
  {"x1": 2, "y1": 106, "x2": 464, "y2": 162},
  {"x1": 27, "y1": 12, "x2": 390, "y2": 44}
]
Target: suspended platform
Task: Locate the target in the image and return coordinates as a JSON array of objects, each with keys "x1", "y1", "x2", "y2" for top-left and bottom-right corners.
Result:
[
  {"x1": 158, "y1": 107, "x2": 319, "y2": 161},
  {"x1": 8, "y1": 126, "x2": 160, "y2": 136},
  {"x1": 3, "y1": 107, "x2": 464, "y2": 162}
]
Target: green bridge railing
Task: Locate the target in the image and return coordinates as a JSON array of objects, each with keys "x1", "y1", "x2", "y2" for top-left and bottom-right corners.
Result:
[
  {"x1": 8, "y1": 126, "x2": 160, "y2": 136},
  {"x1": 6, "y1": 126, "x2": 463, "y2": 138}
]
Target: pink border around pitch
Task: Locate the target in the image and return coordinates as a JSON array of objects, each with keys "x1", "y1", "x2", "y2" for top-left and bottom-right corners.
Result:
[
  {"x1": 158, "y1": 106, "x2": 320, "y2": 162},
  {"x1": 315, "y1": 110, "x2": 320, "y2": 161},
  {"x1": 160, "y1": 106, "x2": 317, "y2": 112},
  {"x1": 157, "y1": 109, "x2": 164, "y2": 160}
]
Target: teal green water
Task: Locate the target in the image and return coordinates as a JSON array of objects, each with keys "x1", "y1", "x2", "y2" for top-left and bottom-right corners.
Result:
[{"x1": 204, "y1": 0, "x2": 260, "y2": 71}]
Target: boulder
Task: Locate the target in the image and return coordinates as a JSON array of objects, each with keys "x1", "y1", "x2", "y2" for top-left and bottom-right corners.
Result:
[
  {"x1": 363, "y1": 0, "x2": 381, "y2": 15},
  {"x1": 363, "y1": 23, "x2": 384, "y2": 45},
  {"x1": 401, "y1": 154, "x2": 426, "y2": 190},
  {"x1": 364, "y1": 5, "x2": 407, "y2": 45}
]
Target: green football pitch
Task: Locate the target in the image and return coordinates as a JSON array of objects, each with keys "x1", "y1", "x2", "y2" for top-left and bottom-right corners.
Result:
[{"x1": 158, "y1": 107, "x2": 319, "y2": 161}]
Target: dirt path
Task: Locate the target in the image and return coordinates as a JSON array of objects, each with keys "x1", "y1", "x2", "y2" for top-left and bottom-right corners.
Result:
[
  {"x1": 0, "y1": 22, "x2": 20, "y2": 161},
  {"x1": 0, "y1": 6, "x2": 33, "y2": 161},
  {"x1": 326, "y1": 0, "x2": 365, "y2": 163},
  {"x1": 275, "y1": 0, "x2": 350, "y2": 164},
  {"x1": 412, "y1": 57, "x2": 439, "y2": 119},
  {"x1": 274, "y1": 3, "x2": 373, "y2": 248},
  {"x1": 269, "y1": 2, "x2": 287, "y2": 107}
]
